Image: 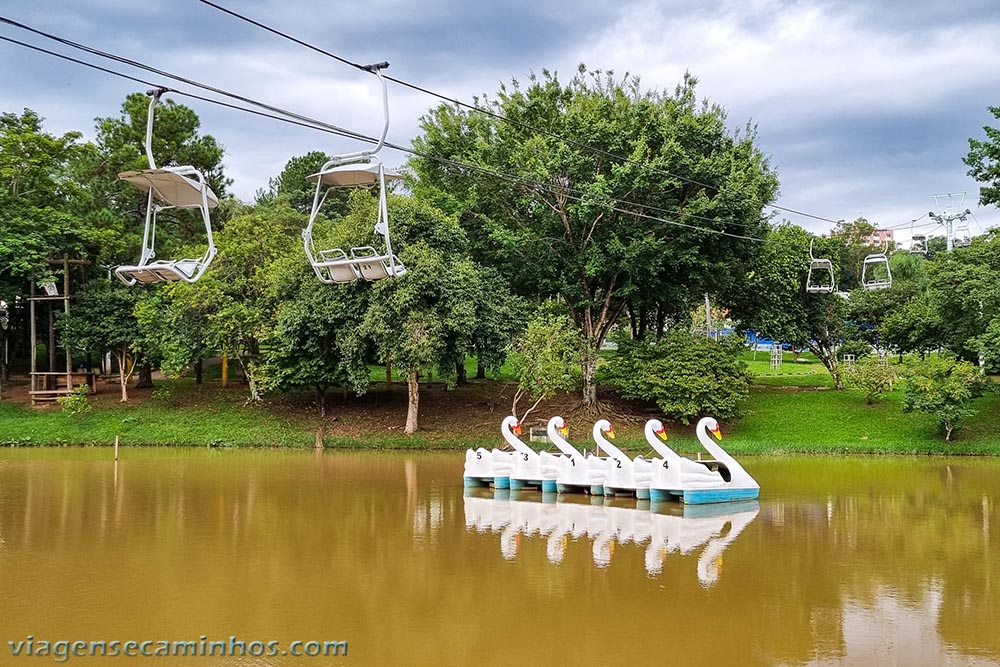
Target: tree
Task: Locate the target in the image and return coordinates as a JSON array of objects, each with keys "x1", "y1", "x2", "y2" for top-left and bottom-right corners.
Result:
[
  {"x1": 901, "y1": 356, "x2": 988, "y2": 441},
  {"x1": 964, "y1": 106, "x2": 1000, "y2": 207},
  {"x1": 843, "y1": 358, "x2": 896, "y2": 405},
  {"x1": 927, "y1": 233, "x2": 1000, "y2": 366},
  {"x1": 361, "y1": 195, "x2": 477, "y2": 434},
  {"x1": 601, "y1": 330, "x2": 751, "y2": 423},
  {"x1": 0, "y1": 110, "x2": 105, "y2": 282},
  {"x1": 733, "y1": 223, "x2": 850, "y2": 388},
  {"x1": 506, "y1": 313, "x2": 580, "y2": 423},
  {"x1": 410, "y1": 66, "x2": 778, "y2": 406},
  {"x1": 255, "y1": 151, "x2": 350, "y2": 217},
  {"x1": 262, "y1": 267, "x2": 370, "y2": 418},
  {"x1": 57, "y1": 279, "x2": 141, "y2": 402}
]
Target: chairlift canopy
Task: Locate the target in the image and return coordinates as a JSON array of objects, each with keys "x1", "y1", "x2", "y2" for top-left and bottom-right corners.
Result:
[
  {"x1": 119, "y1": 169, "x2": 219, "y2": 209},
  {"x1": 307, "y1": 162, "x2": 403, "y2": 188}
]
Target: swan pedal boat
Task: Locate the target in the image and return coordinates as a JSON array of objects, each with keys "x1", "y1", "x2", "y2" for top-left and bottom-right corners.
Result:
[
  {"x1": 646, "y1": 417, "x2": 760, "y2": 504},
  {"x1": 546, "y1": 416, "x2": 605, "y2": 495},
  {"x1": 593, "y1": 419, "x2": 652, "y2": 500},
  {"x1": 464, "y1": 415, "x2": 561, "y2": 492}
]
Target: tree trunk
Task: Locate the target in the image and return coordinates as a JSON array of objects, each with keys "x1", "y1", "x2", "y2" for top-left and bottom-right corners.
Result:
[
  {"x1": 195, "y1": 358, "x2": 203, "y2": 385},
  {"x1": 136, "y1": 361, "x2": 153, "y2": 389},
  {"x1": 385, "y1": 357, "x2": 392, "y2": 386},
  {"x1": 405, "y1": 367, "x2": 420, "y2": 434},
  {"x1": 116, "y1": 351, "x2": 129, "y2": 403},
  {"x1": 317, "y1": 386, "x2": 327, "y2": 418},
  {"x1": 475, "y1": 352, "x2": 486, "y2": 380},
  {"x1": 456, "y1": 359, "x2": 468, "y2": 385},
  {"x1": 581, "y1": 344, "x2": 598, "y2": 406},
  {"x1": 945, "y1": 422, "x2": 953, "y2": 442}
]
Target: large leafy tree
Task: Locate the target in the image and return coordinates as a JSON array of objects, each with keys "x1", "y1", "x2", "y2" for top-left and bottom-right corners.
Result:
[
  {"x1": 361, "y1": 195, "x2": 478, "y2": 434},
  {"x1": 965, "y1": 106, "x2": 1000, "y2": 207},
  {"x1": 410, "y1": 66, "x2": 778, "y2": 405},
  {"x1": 927, "y1": 232, "x2": 1000, "y2": 367},
  {"x1": 0, "y1": 110, "x2": 105, "y2": 282}
]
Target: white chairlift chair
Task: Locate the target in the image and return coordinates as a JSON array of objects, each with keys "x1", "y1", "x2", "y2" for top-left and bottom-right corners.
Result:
[
  {"x1": 861, "y1": 239, "x2": 892, "y2": 291},
  {"x1": 114, "y1": 88, "x2": 219, "y2": 286},
  {"x1": 805, "y1": 238, "x2": 836, "y2": 294},
  {"x1": 302, "y1": 62, "x2": 406, "y2": 284}
]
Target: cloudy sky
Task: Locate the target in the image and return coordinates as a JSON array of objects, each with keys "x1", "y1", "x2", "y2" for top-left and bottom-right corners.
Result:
[{"x1": 3, "y1": 0, "x2": 1000, "y2": 241}]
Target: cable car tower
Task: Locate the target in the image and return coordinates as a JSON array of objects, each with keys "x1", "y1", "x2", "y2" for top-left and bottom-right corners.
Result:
[{"x1": 928, "y1": 193, "x2": 972, "y2": 251}]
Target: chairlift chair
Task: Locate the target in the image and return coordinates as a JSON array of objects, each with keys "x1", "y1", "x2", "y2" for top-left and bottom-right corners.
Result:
[
  {"x1": 910, "y1": 234, "x2": 927, "y2": 255},
  {"x1": 861, "y1": 239, "x2": 892, "y2": 291},
  {"x1": 805, "y1": 238, "x2": 836, "y2": 294},
  {"x1": 114, "y1": 88, "x2": 219, "y2": 286},
  {"x1": 302, "y1": 62, "x2": 406, "y2": 284},
  {"x1": 953, "y1": 219, "x2": 971, "y2": 248}
]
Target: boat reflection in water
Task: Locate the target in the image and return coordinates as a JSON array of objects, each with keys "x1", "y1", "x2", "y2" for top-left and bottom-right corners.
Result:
[{"x1": 463, "y1": 489, "x2": 759, "y2": 587}]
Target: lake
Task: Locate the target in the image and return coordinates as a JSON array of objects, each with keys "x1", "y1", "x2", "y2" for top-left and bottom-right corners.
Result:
[{"x1": 1, "y1": 448, "x2": 997, "y2": 666}]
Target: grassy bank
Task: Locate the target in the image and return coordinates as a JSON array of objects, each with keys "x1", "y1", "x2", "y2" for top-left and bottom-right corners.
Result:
[{"x1": 2, "y1": 367, "x2": 999, "y2": 454}]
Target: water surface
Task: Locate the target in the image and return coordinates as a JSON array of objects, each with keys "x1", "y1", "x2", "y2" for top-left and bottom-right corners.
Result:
[{"x1": 0, "y1": 449, "x2": 997, "y2": 666}]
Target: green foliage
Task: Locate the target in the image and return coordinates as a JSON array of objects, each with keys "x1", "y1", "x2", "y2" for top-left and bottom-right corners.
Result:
[
  {"x1": 901, "y1": 356, "x2": 988, "y2": 441},
  {"x1": 0, "y1": 110, "x2": 106, "y2": 281},
  {"x1": 410, "y1": 66, "x2": 778, "y2": 403},
  {"x1": 843, "y1": 358, "x2": 896, "y2": 404},
  {"x1": 506, "y1": 313, "x2": 580, "y2": 419},
  {"x1": 964, "y1": 106, "x2": 1000, "y2": 207},
  {"x1": 733, "y1": 223, "x2": 849, "y2": 388},
  {"x1": 602, "y1": 331, "x2": 751, "y2": 423},
  {"x1": 56, "y1": 384, "x2": 92, "y2": 416},
  {"x1": 255, "y1": 151, "x2": 349, "y2": 217}
]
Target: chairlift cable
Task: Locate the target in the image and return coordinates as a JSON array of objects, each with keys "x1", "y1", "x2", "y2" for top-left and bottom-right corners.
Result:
[
  {"x1": 0, "y1": 23, "x2": 774, "y2": 243},
  {"x1": 193, "y1": 0, "x2": 843, "y2": 226}
]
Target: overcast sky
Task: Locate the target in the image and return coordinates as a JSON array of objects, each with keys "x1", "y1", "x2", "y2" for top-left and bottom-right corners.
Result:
[{"x1": 3, "y1": 0, "x2": 1000, "y2": 241}]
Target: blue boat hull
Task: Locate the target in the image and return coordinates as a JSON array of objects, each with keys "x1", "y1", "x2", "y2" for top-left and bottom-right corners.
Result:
[{"x1": 650, "y1": 487, "x2": 759, "y2": 504}]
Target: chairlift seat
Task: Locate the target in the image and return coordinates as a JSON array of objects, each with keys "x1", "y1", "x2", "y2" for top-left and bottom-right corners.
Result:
[
  {"x1": 314, "y1": 248, "x2": 362, "y2": 283},
  {"x1": 118, "y1": 168, "x2": 219, "y2": 208},
  {"x1": 862, "y1": 253, "x2": 892, "y2": 290},
  {"x1": 351, "y1": 246, "x2": 406, "y2": 281},
  {"x1": 306, "y1": 162, "x2": 403, "y2": 188},
  {"x1": 806, "y1": 258, "x2": 835, "y2": 294},
  {"x1": 115, "y1": 256, "x2": 212, "y2": 285}
]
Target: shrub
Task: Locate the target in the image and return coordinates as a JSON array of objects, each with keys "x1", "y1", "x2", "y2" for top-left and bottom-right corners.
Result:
[
  {"x1": 602, "y1": 331, "x2": 751, "y2": 423},
  {"x1": 56, "y1": 384, "x2": 92, "y2": 416},
  {"x1": 901, "y1": 355, "x2": 988, "y2": 441},
  {"x1": 844, "y1": 358, "x2": 896, "y2": 404}
]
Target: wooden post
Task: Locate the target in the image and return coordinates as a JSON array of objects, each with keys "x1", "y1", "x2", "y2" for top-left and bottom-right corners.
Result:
[
  {"x1": 29, "y1": 277, "x2": 36, "y2": 394},
  {"x1": 221, "y1": 352, "x2": 228, "y2": 387},
  {"x1": 64, "y1": 256, "x2": 72, "y2": 390}
]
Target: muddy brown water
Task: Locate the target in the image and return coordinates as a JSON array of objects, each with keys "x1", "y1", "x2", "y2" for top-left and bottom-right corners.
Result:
[{"x1": 1, "y1": 449, "x2": 997, "y2": 666}]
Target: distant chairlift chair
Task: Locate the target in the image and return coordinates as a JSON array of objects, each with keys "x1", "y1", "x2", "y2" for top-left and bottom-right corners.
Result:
[
  {"x1": 805, "y1": 238, "x2": 836, "y2": 294},
  {"x1": 861, "y1": 239, "x2": 892, "y2": 291},
  {"x1": 910, "y1": 234, "x2": 927, "y2": 255},
  {"x1": 302, "y1": 62, "x2": 406, "y2": 284},
  {"x1": 114, "y1": 88, "x2": 219, "y2": 286}
]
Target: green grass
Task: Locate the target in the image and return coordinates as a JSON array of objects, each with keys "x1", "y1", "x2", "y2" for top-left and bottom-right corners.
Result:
[{"x1": 4, "y1": 353, "x2": 1000, "y2": 455}]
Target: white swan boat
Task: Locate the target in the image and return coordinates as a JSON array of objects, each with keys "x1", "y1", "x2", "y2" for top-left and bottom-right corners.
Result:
[
  {"x1": 547, "y1": 416, "x2": 606, "y2": 495},
  {"x1": 593, "y1": 419, "x2": 652, "y2": 500},
  {"x1": 505, "y1": 416, "x2": 561, "y2": 493},
  {"x1": 463, "y1": 416, "x2": 518, "y2": 489},
  {"x1": 648, "y1": 417, "x2": 760, "y2": 504}
]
